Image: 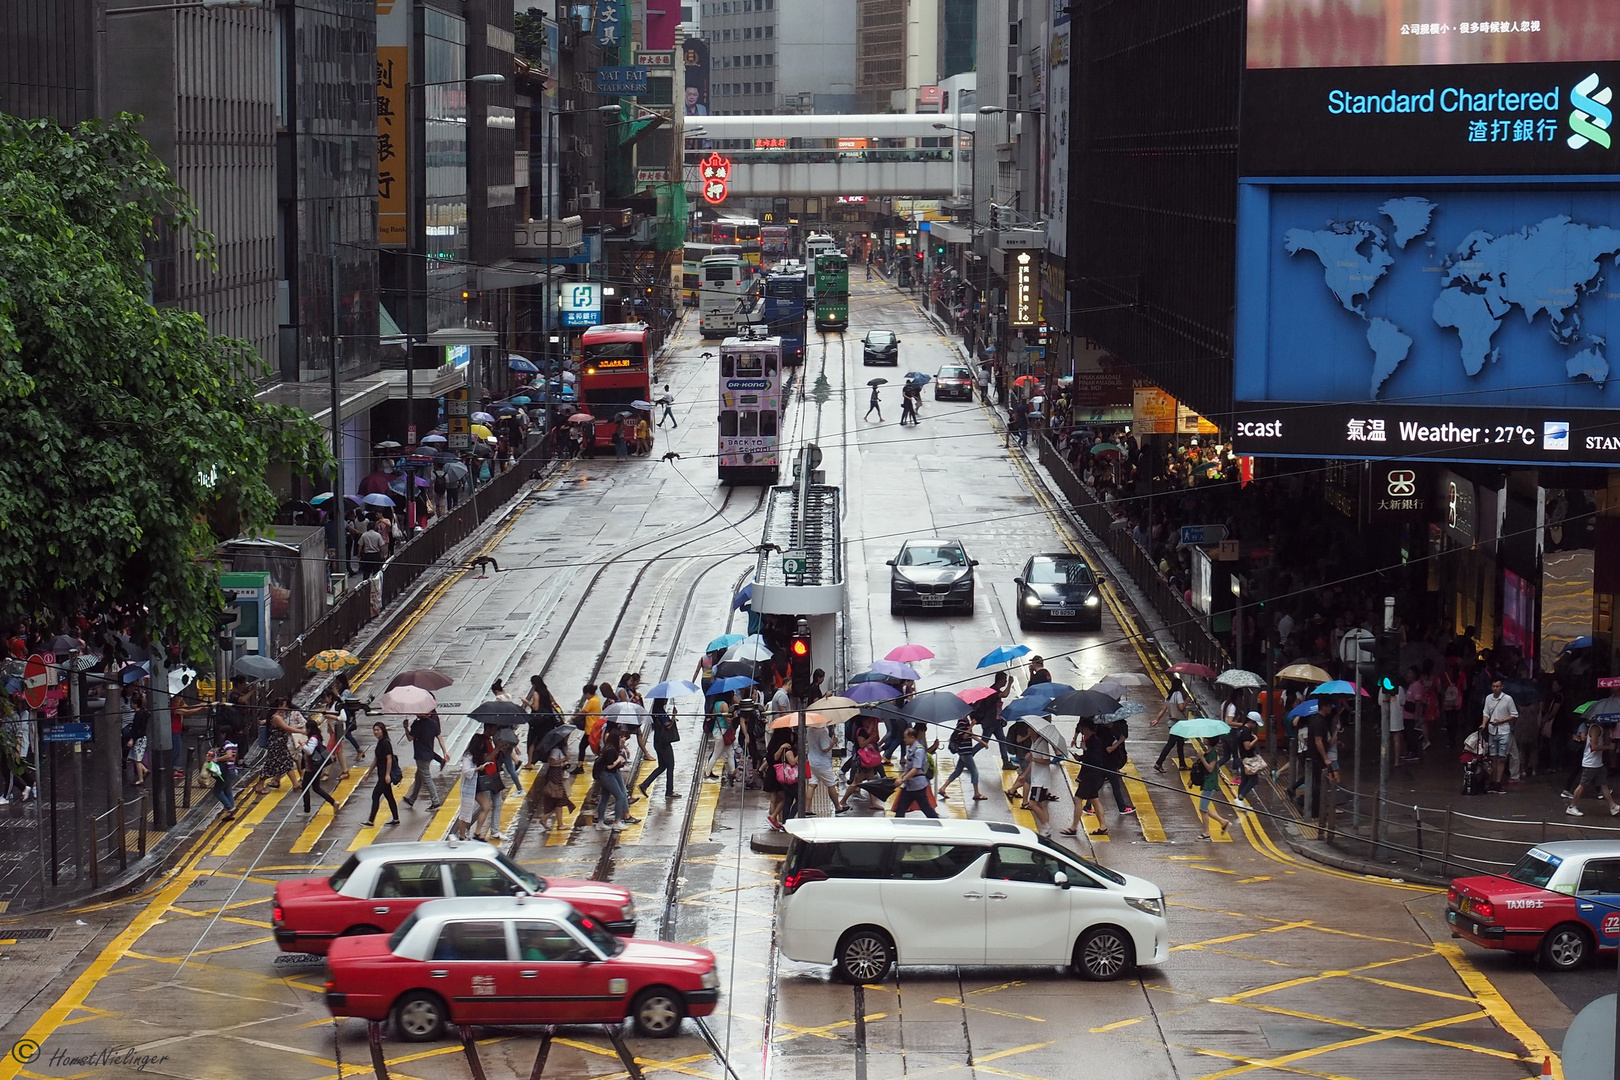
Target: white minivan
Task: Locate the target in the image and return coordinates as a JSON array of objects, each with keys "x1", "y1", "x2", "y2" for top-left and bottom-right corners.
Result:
[{"x1": 778, "y1": 818, "x2": 1169, "y2": 983}]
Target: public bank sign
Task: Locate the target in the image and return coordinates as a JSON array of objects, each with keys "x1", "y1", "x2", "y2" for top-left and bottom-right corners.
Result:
[{"x1": 1243, "y1": 63, "x2": 1618, "y2": 176}]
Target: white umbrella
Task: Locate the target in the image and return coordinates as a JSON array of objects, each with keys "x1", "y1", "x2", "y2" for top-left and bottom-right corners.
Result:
[
  {"x1": 1215, "y1": 669, "x2": 1266, "y2": 690},
  {"x1": 808, "y1": 695, "x2": 861, "y2": 726},
  {"x1": 722, "y1": 639, "x2": 773, "y2": 663},
  {"x1": 603, "y1": 700, "x2": 650, "y2": 726},
  {"x1": 1102, "y1": 672, "x2": 1155, "y2": 687},
  {"x1": 167, "y1": 667, "x2": 198, "y2": 694},
  {"x1": 1029, "y1": 718, "x2": 1072, "y2": 759}
]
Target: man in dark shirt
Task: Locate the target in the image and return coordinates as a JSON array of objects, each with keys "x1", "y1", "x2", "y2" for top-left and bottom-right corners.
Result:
[
  {"x1": 1305, "y1": 700, "x2": 1338, "y2": 820},
  {"x1": 402, "y1": 710, "x2": 445, "y2": 810},
  {"x1": 1027, "y1": 657, "x2": 1051, "y2": 685}
]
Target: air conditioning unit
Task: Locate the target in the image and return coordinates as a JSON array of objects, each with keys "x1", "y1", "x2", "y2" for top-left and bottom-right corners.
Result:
[{"x1": 581, "y1": 183, "x2": 600, "y2": 209}]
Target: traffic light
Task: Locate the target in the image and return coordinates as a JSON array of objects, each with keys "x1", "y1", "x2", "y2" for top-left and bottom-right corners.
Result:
[
  {"x1": 1374, "y1": 631, "x2": 1402, "y2": 683},
  {"x1": 217, "y1": 590, "x2": 242, "y2": 652},
  {"x1": 789, "y1": 618, "x2": 812, "y2": 702},
  {"x1": 934, "y1": 242, "x2": 946, "y2": 256}
]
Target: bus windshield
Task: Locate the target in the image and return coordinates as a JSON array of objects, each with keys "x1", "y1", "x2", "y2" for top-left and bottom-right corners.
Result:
[{"x1": 584, "y1": 342, "x2": 644, "y2": 366}]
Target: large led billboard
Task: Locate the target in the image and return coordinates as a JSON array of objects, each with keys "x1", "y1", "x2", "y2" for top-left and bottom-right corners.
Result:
[
  {"x1": 1236, "y1": 0, "x2": 1620, "y2": 465},
  {"x1": 1241, "y1": 1, "x2": 1620, "y2": 175}
]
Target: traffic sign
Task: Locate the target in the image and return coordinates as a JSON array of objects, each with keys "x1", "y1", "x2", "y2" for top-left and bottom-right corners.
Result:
[
  {"x1": 22, "y1": 654, "x2": 47, "y2": 710},
  {"x1": 42, "y1": 722, "x2": 92, "y2": 743},
  {"x1": 782, "y1": 551, "x2": 807, "y2": 576},
  {"x1": 1339, "y1": 627, "x2": 1375, "y2": 665},
  {"x1": 1179, "y1": 525, "x2": 1229, "y2": 546},
  {"x1": 1599, "y1": 677, "x2": 1620, "y2": 689}
]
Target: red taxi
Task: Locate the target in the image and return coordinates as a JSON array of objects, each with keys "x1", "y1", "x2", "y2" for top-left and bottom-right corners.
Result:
[
  {"x1": 273, "y1": 841, "x2": 635, "y2": 955},
  {"x1": 933, "y1": 364, "x2": 975, "y2": 401},
  {"x1": 1447, "y1": 840, "x2": 1620, "y2": 970},
  {"x1": 324, "y1": 897, "x2": 720, "y2": 1040}
]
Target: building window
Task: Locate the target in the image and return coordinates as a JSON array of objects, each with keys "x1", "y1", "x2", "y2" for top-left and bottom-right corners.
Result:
[
  {"x1": 765, "y1": 81, "x2": 772, "y2": 93},
  {"x1": 744, "y1": 0, "x2": 751, "y2": 9},
  {"x1": 764, "y1": 25, "x2": 773, "y2": 37},
  {"x1": 764, "y1": 0, "x2": 772, "y2": 8},
  {"x1": 744, "y1": 26, "x2": 752, "y2": 38},
  {"x1": 743, "y1": 54, "x2": 751, "y2": 66}
]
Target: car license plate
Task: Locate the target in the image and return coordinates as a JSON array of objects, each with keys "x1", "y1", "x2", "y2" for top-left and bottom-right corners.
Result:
[
  {"x1": 1050, "y1": 608, "x2": 1075, "y2": 617},
  {"x1": 918, "y1": 595, "x2": 944, "y2": 607}
]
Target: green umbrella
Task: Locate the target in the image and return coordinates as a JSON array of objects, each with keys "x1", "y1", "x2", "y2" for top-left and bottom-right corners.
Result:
[{"x1": 1169, "y1": 717, "x2": 1231, "y2": 739}]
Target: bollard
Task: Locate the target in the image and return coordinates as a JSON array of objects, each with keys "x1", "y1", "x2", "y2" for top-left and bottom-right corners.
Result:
[
  {"x1": 138, "y1": 794, "x2": 147, "y2": 857},
  {"x1": 603, "y1": 1026, "x2": 645, "y2": 1080},
  {"x1": 1413, "y1": 805, "x2": 1423, "y2": 871},
  {"x1": 116, "y1": 798, "x2": 127, "y2": 872},
  {"x1": 87, "y1": 816, "x2": 99, "y2": 890},
  {"x1": 181, "y1": 742, "x2": 192, "y2": 810},
  {"x1": 1439, "y1": 806, "x2": 1454, "y2": 877}
]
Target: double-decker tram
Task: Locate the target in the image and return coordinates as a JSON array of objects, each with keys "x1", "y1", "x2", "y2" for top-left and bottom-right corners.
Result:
[
  {"x1": 682, "y1": 242, "x2": 742, "y2": 305},
  {"x1": 699, "y1": 252, "x2": 759, "y2": 338},
  {"x1": 803, "y1": 232, "x2": 837, "y2": 264},
  {"x1": 761, "y1": 225, "x2": 791, "y2": 260},
  {"x1": 813, "y1": 251, "x2": 849, "y2": 332},
  {"x1": 706, "y1": 215, "x2": 762, "y2": 268},
  {"x1": 761, "y1": 271, "x2": 808, "y2": 366},
  {"x1": 579, "y1": 322, "x2": 654, "y2": 455},
  {"x1": 718, "y1": 326, "x2": 782, "y2": 485}
]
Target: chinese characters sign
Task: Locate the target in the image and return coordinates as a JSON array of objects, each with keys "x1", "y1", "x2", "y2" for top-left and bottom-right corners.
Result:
[
  {"x1": 559, "y1": 282, "x2": 602, "y2": 328},
  {"x1": 596, "y1": 0, "x2": 622, "y2": 49},
  {"x1": 376, "y1": 1, "x2": 409, "y2": 246},
  {"x1": 699, "y1": 152, "x2": 731, "y2": 205},
  {"x1": 1010, "y1": 251, "x2": 1039, "y2": 326}
]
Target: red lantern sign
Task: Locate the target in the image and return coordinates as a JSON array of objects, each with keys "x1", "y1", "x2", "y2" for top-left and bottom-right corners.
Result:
[{"x1": 699, "y1": 152, "x2": 731, "y2": 205}]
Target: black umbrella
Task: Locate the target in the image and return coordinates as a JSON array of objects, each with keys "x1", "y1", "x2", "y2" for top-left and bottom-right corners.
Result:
[
  {"x1": 901, "y1": 691, "x2": 972, "y2": 725},
  {"x1": 51, "y1": 634, "x2": 82, "y2": 655},
  {"x1": 469, "y1": 699, "x2": 528, "y2": 726},
  {"x1": 233, "y1": 654, "x2": 284, "y2": 682},
  {"x1": 1046, "y1": 689, "x2": 1122, "y2": 717},
  {"x1": 387, "y1": 669, "x2": 454, "y2": 692},
  {"x1": 714, "y1": 659, "x2": 761, "y2": 679},
  {"x1": 867, "y1": 378, "x2": 888, "y2": 387},
  {"x1": 537, "y1": 725, "x2": 574, "y2": 758}
]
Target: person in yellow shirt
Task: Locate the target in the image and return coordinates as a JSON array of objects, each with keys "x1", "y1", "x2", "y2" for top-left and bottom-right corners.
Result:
[
  {"x1": 574, "y1": 682, "x2": 603, "y2": 775},
  {"x1": 635, "y1": 416, "x2": 652, "y2": 455}
]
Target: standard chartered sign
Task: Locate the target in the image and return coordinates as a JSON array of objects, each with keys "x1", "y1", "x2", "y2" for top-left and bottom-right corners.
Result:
[
  {"x1": 1327, "y1": 85, "x2": 1563, "y2": 117},
  {"x1": 1567, "y1": 73, "x2": 1614, "y2": 149},
  {"x1": 1325, "y1": 74, "x2": 1613, "y2": 151}
]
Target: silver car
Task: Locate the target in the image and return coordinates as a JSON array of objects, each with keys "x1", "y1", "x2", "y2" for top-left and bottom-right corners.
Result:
[{"x1": 887, "y1": 538, "x2": 977, "y2": 615}]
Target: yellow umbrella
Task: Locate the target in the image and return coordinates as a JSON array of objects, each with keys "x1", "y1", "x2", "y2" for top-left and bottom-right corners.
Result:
[
  {"x1": 470, "y1": 424, "x2": 494, "y2": 440},
  {"x1": 306, "y1": 648, "x2": 361, "y2": 673}
]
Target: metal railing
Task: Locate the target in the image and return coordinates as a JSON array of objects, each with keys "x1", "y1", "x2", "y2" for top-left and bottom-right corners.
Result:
[
  {"x1": 87, "y1": 794, "x2": 147, "y2": 890},
  {"x1": 1034, "y1": 436, "x2": 1232, "y2": 674}
]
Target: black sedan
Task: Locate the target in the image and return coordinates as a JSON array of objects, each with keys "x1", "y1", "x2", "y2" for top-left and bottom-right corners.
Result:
[
  {"x1": 888, "y1": 539, "x2": 977, "y2": 616},
  {"x1": 1015, "y1": 553, "x2": 1104, "y2": 630},
  {"x1": 934, "y1": 364, "x2": 974, "y2": 400},
  {"x1": 862, "y1": 330, "x2": 899, "y2": 365}
]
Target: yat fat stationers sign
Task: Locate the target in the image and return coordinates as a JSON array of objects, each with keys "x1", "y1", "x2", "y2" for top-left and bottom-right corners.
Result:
[
  {"x1": 1010, "y1": 251, "x2": 1039, "y2": 326},
  {"x1": 559, "y1": 283, "x2": 602, "y2": 328}
]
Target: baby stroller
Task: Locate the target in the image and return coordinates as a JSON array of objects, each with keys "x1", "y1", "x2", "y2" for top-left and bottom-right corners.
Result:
[{"x1": 1460, "y1": 729, "x2": 1489, "y2": 796}]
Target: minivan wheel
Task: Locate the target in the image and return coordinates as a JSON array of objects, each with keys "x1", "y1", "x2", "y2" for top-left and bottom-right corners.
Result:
[
  {"x1": 631, "y1": 986, "x2": 685, "y2": 1037},
  {"x1": 835, "y1": 928, "x2": 895, "y2": 984},
  {"x1": 1074, "y1": 926, "x2": 1133, "y2": 981},
  {"x1": 395, "y1": 991, "x2": 448, "y2": 1041},
  {"x1": 1540, "y1": 924, "x2": 1591, "y2": 971}
]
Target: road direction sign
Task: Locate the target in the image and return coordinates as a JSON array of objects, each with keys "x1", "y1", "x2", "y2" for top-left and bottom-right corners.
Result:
[
  {"x1": 1599, "y1": 677, "x2": 1620, "y2": 689},
  {"x1": 22, "y1": 654, "x2": 47, "y2": 709},
  {"x1": 42, "y1": 722, "x2": 92, "y2": 743},
  {"x1": 1179, "y1": 525, "x2": 1229, "y2": 546}
]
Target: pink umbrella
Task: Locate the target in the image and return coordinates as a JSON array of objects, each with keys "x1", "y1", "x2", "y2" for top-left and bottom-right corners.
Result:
[
  {"x1": 957, "y1": 686, "x2": 1000, "y2": 704},
  {"x1": 885, "y1": 644, "x2": 936, "y2": 663},
  {"x1": 377, "y1": 685, "x2": 437, "y2": 715}
]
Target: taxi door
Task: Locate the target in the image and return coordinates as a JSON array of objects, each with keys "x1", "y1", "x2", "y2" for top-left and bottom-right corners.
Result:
[
  {"x1": 499, "y1": 920, "x2": 612, "y2": 1024},
  {"x1": 427, "y1": 920, "x2": 514, "y2": 1025},
  {"x1": 1573, "y1": 858, "x2": 1620, "y2": 948}
]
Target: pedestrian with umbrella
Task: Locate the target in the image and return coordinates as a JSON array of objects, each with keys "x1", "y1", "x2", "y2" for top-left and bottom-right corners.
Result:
[
  {"x1": 638, "y1": 697, "x2": 681, "y2": 801},
  {"x1": 865, "y1": 379, "x2": 885, "y2": 422},
  {"x1": 1063, "y1": 718, "x2": 1112, "y2": 837},
  {"x1": 593, "y1": 726, "x2": 638, "y2": 830},
  {"x1": 899, "y1": 380, "x2": 920, "y2": 426},
  {"x1": 1564, "y1": 719, "x2": 1620, "y2": 817},
  {"x1": 535, "y1": 727, "x2": 577, "y2": 832},
  {"x1": 1150, "y1": 676, "x2": 1191, "y2": 773},
  {"x1": 402, "y1": 706, "x2": 447, "y2": 811},
  {"x1": 1187, "y1": 736, "x2": 1232, "y2": 840}
]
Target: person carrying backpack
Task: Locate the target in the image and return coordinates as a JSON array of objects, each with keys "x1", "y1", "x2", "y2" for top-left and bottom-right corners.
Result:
[{"x1": 937, "y1": 716, "x2": 987, "y2": 802}]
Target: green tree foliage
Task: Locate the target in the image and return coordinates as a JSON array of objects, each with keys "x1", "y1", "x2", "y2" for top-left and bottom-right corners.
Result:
[
  {"x1": 0, "y1": 113, "x2": 331, "y2": 658},
  {"x1": 514, "y1": 8, "x2": 547, "y2": 62}
]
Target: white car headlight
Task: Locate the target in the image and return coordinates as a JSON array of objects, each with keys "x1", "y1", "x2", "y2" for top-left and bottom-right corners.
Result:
[
  {"x1": 621, "y1": 900, "x2": 636, "y2": 922},
  {"x1": 1085, "y1": 596, "x2": 1100, "y2": 607},
  {"x1": 1024, "y1": 595, "x2": 1042, "y2": 607},
  {"x1": 700, "y1": 968, "x2": 720, "y2": 989},
  {"x1": 1125, "y1": 895, "x2": 1165, "y2": 918}
]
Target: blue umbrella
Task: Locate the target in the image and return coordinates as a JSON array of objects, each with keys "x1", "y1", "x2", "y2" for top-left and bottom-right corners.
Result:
[
  {"x1": 1170, "y1": 717, "x2": 1232, "y2": 739},
  {"x1": 732, "y1": 583, "x2": 754, "y2": 611},
  {"x1": 309, "y1": 491, "x2": 336, "y2": 505},
  {"x1": 1311, "y1": 680, "x2": 1367, "y2": 697},
  {"x1": 1288, "y1": 698, "x2": 1321, "y2": 719},
  {"x1": 120, "y1": 662, "x2": 150, "y2": 684},
  {"x1": 978, "y1": 644, "x2": 1031, "y2": 669},
  {"x1": 709, "y1": 675, "x2": 757, "y2": 694},
  {"x1": 705, "y1": 633, "x2": 745, "y2": 653},
  {"x1": 1001, "y1": 696, "x2": 1050, "y2": 721},
  {"x1": 867, "y1": 660, "x2": 919, "y2": 681},
  {"x1": 508, "y1": 396, "x2": 533, "y2": 405},
  {"x1": 1099, "y1": 700, "x2": 1147, "y2": 722},
  {"x1": 1019, "y1": 682, "x2": 1074, "y2": 704},
  {"x1": 905, "y1": 371, "x2": 932, "y2": 385},
  {"x1": 647, "y1": 680, "x2": 703, "y2": 698},
  {"x1": 847, "y1": 681, "x2": 901, "y2": 703},
  {"x1": 1565, "y1": 636, "x2": 1595, "y2": 651},
  {"x1": 509, "y1": 356, "x2": 540, "y2": 373},
  {"x1": 361, "y1": 492, "x2": 398, "y2": 508}
]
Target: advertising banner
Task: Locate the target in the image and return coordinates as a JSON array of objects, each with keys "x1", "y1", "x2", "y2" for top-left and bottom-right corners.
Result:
[
  {"x1": 1133, "y1": 387, "x2": 1177, "y2": 434},
  {"x1": 683, "y1": 38, "x2": 710, "y2": 116},
  {"x1": 559, "y1": 282, "x2": 602, "y2": 328},
  {"x1": 376, "y1": 0, "x2": 410, "y2": 246},
  {"x1": 1046, "y1": 10, "x2": 1071, "y2": 258}
]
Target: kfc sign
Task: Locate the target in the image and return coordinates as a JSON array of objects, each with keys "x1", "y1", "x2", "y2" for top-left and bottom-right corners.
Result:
[{"x1": 699, "y1": 152, "x2": 731, "y2": 205}]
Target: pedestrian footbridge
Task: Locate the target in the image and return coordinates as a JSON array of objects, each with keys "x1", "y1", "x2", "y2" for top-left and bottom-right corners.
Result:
[{"x1": 685, "y1": 113, "x2": 974, "y2": 199}]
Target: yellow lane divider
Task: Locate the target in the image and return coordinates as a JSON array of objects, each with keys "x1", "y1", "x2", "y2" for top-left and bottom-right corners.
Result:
[{"x1": 288, "y1": 768, "x2": 370, "y2": 854}]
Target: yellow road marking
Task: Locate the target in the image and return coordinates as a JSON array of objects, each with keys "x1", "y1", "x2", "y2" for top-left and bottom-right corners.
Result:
[
  {"x1": 1091, "y1": 1016, "x2": 1146, "y2": 1032},
  {"x1": 423, "y1": 778, "x2": 463, "y2": 839},
  {"x1": 211, "y1": 784, "x2": 292, "y2": 858},
  {"x1": 289, "y1": 768, "x2": 369, "y2": 853},
  {"x1": 1237, "y1": 875, "x2": 1272, "y2": 884},
  {"x1": 1436, "y1": 940, "x2": 1565, "y2": 1077},
  {"x1": 1121, "y1": 763, "x2": 1165, "y2": 840},
  {"x1": 1194, "y1": 1011, "x2": 1485, "y2": 1079},
  {"x1": 547, "y1": 766, "x2": 597, "y2": 845},
  {"x1": 687, "y1": 768, "x2": 722, "y2": 845},
  {"x1": 350, "y1": 765, "x2": 414, "y2": 850}
]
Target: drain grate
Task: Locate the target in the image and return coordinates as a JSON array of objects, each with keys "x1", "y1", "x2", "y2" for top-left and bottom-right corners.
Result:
[{"x1": 3, "y1": 929, "x2": 53, "y2": 941}]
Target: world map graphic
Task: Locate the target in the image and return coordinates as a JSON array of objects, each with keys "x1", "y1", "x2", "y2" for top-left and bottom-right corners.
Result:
[{"x1": 1283, "y1": 198, "x2": 1620, "y2": 399}]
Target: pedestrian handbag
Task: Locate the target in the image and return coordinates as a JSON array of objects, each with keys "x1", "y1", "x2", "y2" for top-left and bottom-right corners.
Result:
[
  {"x1": 476, "y1": 769, "x2": 503, "y2": 794},
  {"x1": 1187, "y1": 759, "x2": 1209, "y2": 788},
  {"x1": 1241, "y1": 753, "x2": 1269, "y2": 776},
  {"x1": 774, "y1": 762, "x2": 800, "y2": 785},
  {"x1": 389, "y1": 757, "x2": 403, "y2": 785},
  {"x1": 857, "y1": 745, "x2": 882, "y2": 769}
]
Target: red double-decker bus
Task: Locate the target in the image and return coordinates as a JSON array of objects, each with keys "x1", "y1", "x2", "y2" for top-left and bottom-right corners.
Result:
[{"x1": 579, "y1": 322, "x2": 655, "y2": 455}]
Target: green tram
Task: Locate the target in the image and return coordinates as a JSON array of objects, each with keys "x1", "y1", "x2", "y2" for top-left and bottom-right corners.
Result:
[{"x1": 814, "y1": 251, "x2": 849, "y2": 332}]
